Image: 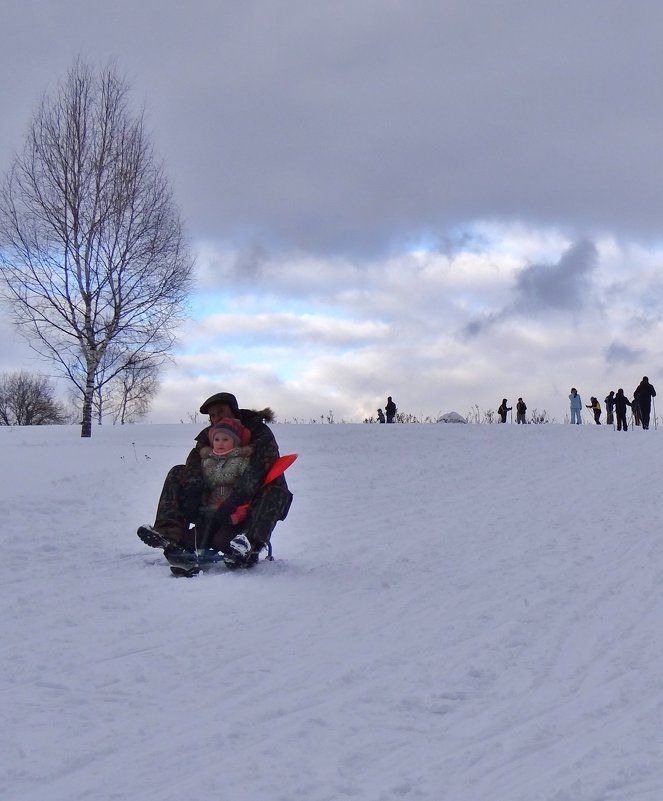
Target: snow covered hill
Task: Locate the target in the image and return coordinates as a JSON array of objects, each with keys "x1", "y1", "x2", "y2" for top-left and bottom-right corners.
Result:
[{"x1": 2, "y1": 421, "x2": 663, "y2": 801}]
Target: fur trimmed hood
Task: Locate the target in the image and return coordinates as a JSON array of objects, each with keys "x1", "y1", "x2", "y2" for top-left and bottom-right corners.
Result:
[{"x1": 240, "y1": 407, "x2": 275, "y2": 424}]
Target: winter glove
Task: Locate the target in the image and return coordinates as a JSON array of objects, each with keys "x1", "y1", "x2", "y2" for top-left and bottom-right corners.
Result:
[{"x1": 220, "y1": 492, "x2": 253, "y2": 526}]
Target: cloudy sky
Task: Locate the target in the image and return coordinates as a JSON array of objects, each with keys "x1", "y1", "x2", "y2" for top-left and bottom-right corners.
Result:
[{"x1": 2, "y1": 0, "x2": 663, "y2": 423}]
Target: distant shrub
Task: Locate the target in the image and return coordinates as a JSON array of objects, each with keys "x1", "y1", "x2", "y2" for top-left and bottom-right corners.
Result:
[
  {"x1": 465, "y1": 405, "x2": 496, "y2": 424},
  {"x1": 529, "y1": 408, "x2": 550, "y2": 424}
]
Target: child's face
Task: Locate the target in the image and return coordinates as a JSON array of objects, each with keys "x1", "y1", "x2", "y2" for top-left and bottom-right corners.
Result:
[{"x1": 212, "y1": 431, "x2": 235, "y2": 452}]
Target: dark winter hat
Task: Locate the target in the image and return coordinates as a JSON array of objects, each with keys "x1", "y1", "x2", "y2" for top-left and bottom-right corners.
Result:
[
  {"x1": 200, "y1": 392, "x2": 239, "y2": 416},
  {"x1": 208, "y1": 418, "x2": 247, "y2": 447}
]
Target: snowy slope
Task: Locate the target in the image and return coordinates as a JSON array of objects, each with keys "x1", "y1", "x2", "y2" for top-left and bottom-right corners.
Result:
[{"x1": 2, "y1": 421, "x2": 663, "y2": 801}]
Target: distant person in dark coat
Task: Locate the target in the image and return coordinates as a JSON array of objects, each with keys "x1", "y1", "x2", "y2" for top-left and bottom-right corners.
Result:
[
  {"x1": 498, "y1": 399, "x2": 512, "y2": 423},
  {"x1": 631, "y1": 388, "x2": 642, "y2": 427},
  {"x1": 516, "y1": 398, "x2": 527, "y2": 424},
  {"x1": 604, "y1": 391, "x2": 615, "y2": 426},
  {"x1": 377, "y1": 408, "x2": 386, "y2": 424},
  {"x1": 633, "y1": 376, "x2": 656, "y2": 430},
  {"x1": 613, "y1": 388, "x2": 631, "y2": 432},
  {"x1": 385, "y1": 396, "x2": 397, "y2": 424}
]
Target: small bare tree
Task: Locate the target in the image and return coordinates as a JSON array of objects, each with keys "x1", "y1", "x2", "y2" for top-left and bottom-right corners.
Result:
[
  {"x1": 95, "y1": 353, "x2": 161, "y2": 424},
  {"x1": 111, "y1": 360, "x2": 160, "y2": 424},
  {"x1": 85, "y1": 345, "x2": 162, "y2": 424},
  {"x1": 0, "y1": 60, "x2": 193, "y2": 437},
  {"x1": 0, "y1": 371, "x2": 68, "y2": 425}
]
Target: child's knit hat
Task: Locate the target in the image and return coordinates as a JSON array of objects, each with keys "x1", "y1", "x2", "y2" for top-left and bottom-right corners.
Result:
[{"x1": 208, "y1": 418, "x2": 249, "y2": 447}]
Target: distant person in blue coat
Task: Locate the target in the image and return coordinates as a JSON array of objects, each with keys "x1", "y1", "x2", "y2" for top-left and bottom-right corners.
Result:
[{"x1": 569, "y1": 388, "x2": 582, "y2": 424}]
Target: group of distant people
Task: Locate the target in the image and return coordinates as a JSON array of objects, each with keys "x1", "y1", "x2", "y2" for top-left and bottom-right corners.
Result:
[
  {"x1": 498, "y1": 397, "x2": 527, "y2": 424},
  {"x1": 377, "y1": 396, "x2": 397, "y2": 424},
  {"x1": 497, "y1": 377, "x2": 657, "y2": 430},
  {"x1": 575, "y1": 377, "x2": 657, "y2": 431},
  {"x1": 382, "y1": 380, "x2": 659, "y2": 429}
]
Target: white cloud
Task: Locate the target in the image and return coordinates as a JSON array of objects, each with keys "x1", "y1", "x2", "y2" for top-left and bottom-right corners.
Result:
[
  {"x1": 135, "y1": 226, "x2": 663, "y2": 423},
  {"x1": 3, "y1": 223, "x2": 663, "y2": 424}
]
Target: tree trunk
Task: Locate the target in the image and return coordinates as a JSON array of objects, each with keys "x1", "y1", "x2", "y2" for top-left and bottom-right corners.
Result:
[{"x1": 80, "y1": 372, "x2": 95, "y2": 438}]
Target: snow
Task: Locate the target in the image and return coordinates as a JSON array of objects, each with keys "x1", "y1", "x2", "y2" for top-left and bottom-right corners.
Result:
[
  {"x1": 437, "y1": 411, "x2": 468, "y2": 423},
  {"x1": 3, "y1": 420, "x2": 663, "y2": 801}
]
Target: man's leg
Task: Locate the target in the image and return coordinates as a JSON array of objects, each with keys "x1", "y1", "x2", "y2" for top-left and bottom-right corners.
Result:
[
  {"x1": 243, "y1": 482, "x2": 293, "y2": 553},
  {"x1": 209, "y1": 524, "x2": 238, "y2": 554},
  {"x1": 140, "y1": 465, "x2": 192, "y2": 546}
]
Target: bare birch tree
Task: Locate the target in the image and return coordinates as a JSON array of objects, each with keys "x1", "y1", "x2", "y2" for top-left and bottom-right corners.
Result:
[{"x1": 0, "y1": 60, "x2": 193, "y2": 437}]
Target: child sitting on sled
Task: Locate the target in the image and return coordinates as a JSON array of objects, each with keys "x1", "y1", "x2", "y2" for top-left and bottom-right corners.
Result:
[{"x1": 188, "y1": 417, "x2": 254, "y2": 555}]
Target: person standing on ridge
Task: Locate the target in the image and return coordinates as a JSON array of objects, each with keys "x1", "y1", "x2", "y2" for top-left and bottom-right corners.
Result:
[
  {"x1": 498, "y1": 399, "x2": 512, "y2": 423},
  {"x1": 586, "y1": 397, "x2": 601, "y2": 424},
  {"x1": 516, "y1": 398, "x2": 527, "y2": 424},
  {"x1": 633, "y1": 376, "x2": 656, "y2": 430},
  {"x1": 613, "y1": 388, "x2": 631, "y2": 432},
  {"x1": 569, "y1": 388, "x2": 582, "y2": 424},
  {"x1": 604, "y1": 391, "x2": 615, "y2": 426},
  {"x1": 385, "y1": 396, "x2": 397, "y2": 424},
  {"x1": 631, "y1": 390, "x2": 642, "y2": 426}
]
